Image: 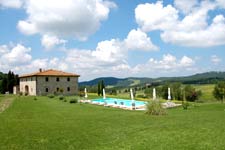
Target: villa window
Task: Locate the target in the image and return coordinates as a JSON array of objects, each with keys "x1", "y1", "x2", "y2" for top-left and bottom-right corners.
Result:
[
  {"x1": 67, "y1": 77, "x2": 70, "y2": 82},
  {"x1": 46, "y1": 88, "x2": 48, "y2": 92},
  {"x1": 45, "y1": 77, "x2": 49, "y2": 82},
  {"x1": 67, "y1": 87, "x2": 70, "y2": 92},
  {"x1": 56, "y1": 77, "x2": 59, "y2": 82}
]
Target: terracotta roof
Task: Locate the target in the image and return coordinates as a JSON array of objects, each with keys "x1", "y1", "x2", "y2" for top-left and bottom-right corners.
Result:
[{"x1": 19, "y1": 69, "x2": 80, "y2": 78}]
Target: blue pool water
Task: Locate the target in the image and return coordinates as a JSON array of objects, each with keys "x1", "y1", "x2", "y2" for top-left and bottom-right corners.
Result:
[{"x1": 92, "y1": 98, "x2": 146, "y2": 107}]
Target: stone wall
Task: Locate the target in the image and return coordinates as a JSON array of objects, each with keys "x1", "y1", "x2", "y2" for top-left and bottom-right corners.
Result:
[
  {"x1": 19, "y1": 76, "x2": 79, "y2": 96},
  {"x1": 36, "y1": 76, "x2": 79, "y2": 96}
]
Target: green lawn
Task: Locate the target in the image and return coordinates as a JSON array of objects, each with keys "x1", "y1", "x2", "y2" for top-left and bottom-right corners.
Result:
[
  {"x1": 0, "y1": 95, "x2": 3, "y2": 102},
  {"x1": 194, "y1": 84, "x2": 216, "y2": 101},
  {"x1": 0, "y1": 96, "x2": 225, "y2": 150}
]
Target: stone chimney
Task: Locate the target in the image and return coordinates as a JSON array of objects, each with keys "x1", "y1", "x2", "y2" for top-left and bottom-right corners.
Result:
[{"x1": 39, "y1": 68, "x2": 42, "y2": 72}]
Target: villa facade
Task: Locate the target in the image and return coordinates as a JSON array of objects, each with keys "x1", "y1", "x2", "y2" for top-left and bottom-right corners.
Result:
[{"x1": 19, "y1": 69, "x2": 80, "y2": 96}]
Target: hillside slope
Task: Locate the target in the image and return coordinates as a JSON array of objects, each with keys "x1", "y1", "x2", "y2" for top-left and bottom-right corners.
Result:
[{"x1": 79, "y1": 71, "x2": 225, "y2": 88}]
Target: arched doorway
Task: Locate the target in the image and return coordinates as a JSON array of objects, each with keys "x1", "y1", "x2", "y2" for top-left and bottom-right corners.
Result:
[{"x1": 25, "y1": 85, "x2": 29, "y2": 95}]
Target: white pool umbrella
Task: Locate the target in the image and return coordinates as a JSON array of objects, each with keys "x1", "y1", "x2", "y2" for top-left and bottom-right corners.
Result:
[
  {"x1": 168, "y1": 88, "x2": 171, "y2": 100},
  {"x1": 103, "y1": 88, "x2": 106, "y2": 99},
  {"x1": 84, "y1": 88, "x2": 88, "y2": 98},
  {"x1": 153, "y1": 88, "x2": 156, "y2": 100}
]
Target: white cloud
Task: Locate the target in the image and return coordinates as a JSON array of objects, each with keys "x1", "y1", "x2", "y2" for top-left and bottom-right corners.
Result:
[
  {"x1": 133, "y1": 54, "x2": 195, "y2": 75},
  {"x1": 41, "y1": 34, "x2": 66, "y2": 49},
  {"x1": 135, "y1": 1, "x2": 179, "y2": 32},
  {"x1": 1, "y1": 44, "x2": 32, "y2": 65},
  {"x1": 28, "y1": 59, "x2": 48, "y2": 69},
  {"x1": 216, "y1": 0, "x2": 225, "y2": 8},
  {"x1": 135, "y1": 1, "x2": 225, "y2": 47},
  {"x1": 0, "y1": 43, "x2": 197, "y2": 81},
  {"x1": 17, "y1": 0, "x2": 116, "y2": 40},
  {"x1": 124, "y1": 29, "x2": 158, "y2": 51},
  {"x1": 211, "y1": 55, "x2": 221, "y2": 64},
  {"x1": 92, "y1": 39, "x2": 125, "y2": 63},
  {"x1": 180, "y1": 56, "x2": 195, "y2": 67},
  {"x1": 17, "y1": 21, "x2": 37, "y2": 35},
  {"x1": 64, "y1": 51, "x2": 196, "y2": 80},
  {"x1": 174, "y1": 0, "x2": 198, "y2": 14},
  {"x1": 0, "y1": 45, "x2": 9, "y2": 54},
  {"x1": 0, "y1": 0, "x2": 23, "y2": 9},
  {"x1": 161, "y1": 14, "x2": 225, "y2": 47}
]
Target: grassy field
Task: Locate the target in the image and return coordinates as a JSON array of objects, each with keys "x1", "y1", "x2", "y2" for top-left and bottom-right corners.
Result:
[
  {"x1": 0, "y1": 95, "x2": 3, "y2": 102},
  {"x1": 113, "y1": 84, "x2": 217, "y2": 102},
  {"x1": 0, "y1": 95, "x2": 225, "y2": 150},
  {"x1": 194, "y1": 84, "x2": 216, "y2": 101}
]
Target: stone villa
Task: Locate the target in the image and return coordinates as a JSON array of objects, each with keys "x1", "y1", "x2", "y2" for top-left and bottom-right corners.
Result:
[{"x1": 19, "y1": 69, "x2": 80, "y2": 96}]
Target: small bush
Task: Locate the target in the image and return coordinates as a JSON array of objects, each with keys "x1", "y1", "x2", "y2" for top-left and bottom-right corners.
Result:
[
  {"x1": 145, "y1": 100, "x2": 167, "y2": 115},
  {"x1": 59, "y1": 95, "x2": 64, "y2": 100},
  {"x1": 182, "y1": 100, "x2": 189, "y2": 110},
  {"x1": 195, "y1": 99, "x2": 204, "y2": 103},
  {"x1": 19, "y1": 92, "x2": 23, "y2": 96},
  {"x1": 70, "y1": 98, "x2": 78, "y2": 103},
  {"x1": 63, "y1": 99, "x2": 67, "y2": 102},
  {"x1": 33, "y1": 97, "x2": 37, "y2": 100},
  {"x1": 48, "y1": 94, "x2": 55, "y2": 98},
  {"x1": 79, "y1": 92, "x2": 85, "y2": 97},
  {"x1": 25, "y1": 92, "x2": 28, "y2": 96},
  {"x1": 136, "y1": 94, "x2": 148, "y2": 99}
]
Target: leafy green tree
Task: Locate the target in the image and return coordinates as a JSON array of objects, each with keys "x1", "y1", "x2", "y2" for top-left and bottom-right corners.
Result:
[
  {"x1": 161, "y1": 83, "x2": 170, "y2": 100},
  {"x1": 144, "y1": 86, "x2": 162, "y2": 99},
  {"x1": 144, "y1": 87, "x2": 153, "y2": 98},
  {"x1": 213, "y1": 81, "x2": 225, "y2": 103},
  {"x1": 0, "y1": 77, "x2": 7, "y2": 94},
  {"x1": 0, "y1": 71, "x2": 19, "y2": 94},
  {"x1": 97, "y1": 81, "x2": 101, "y2": 96},
  {"x1": 171, "y1": 82, "x2": 183, "y2": 100},
  {"x1": 101, "y1": 80, "x2": 105, "y2": 96},
  {"x1": 184, "y1": 85, "x2": 201, "y2": 102},
  {"x1": 110, "y1": 89, "x2": 117, "y2": 95}
]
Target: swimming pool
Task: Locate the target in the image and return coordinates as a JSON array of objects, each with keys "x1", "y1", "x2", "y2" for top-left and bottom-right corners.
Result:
[{"x1": 92, "y1": 98, "x2": 146, "y2": 107}]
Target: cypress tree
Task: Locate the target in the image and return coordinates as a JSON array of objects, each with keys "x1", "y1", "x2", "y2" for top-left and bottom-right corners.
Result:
[
  {"x1": 101, "y1": 80, "x2": 105, "y2": 96},
  {"x1": 97, "y1": 81, "x2": 101, "y2": 96}
]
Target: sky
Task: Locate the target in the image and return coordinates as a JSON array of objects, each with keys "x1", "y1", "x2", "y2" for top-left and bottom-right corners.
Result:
[{"x1": 0, "y1": 0, "x2": 225, "y2": 81}]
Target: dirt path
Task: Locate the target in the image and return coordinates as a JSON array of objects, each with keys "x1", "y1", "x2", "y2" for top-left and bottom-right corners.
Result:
[{"x1": 0, "y1": 97, "x2": 14, "y2": 113}]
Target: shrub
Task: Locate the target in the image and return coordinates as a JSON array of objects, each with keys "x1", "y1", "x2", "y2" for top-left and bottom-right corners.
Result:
[
  {"x1": 182, "y1": 100, "x2": 189, "y2": 110},
  {"x1": 70, "y1": 98, "x2": 78, "y2": 103},
  {"x1": 63, "y1": 99, "x2": 67, "y2": 102},
  {"x1": 195, "y1": 99, "x2": 204, "y2": 103},
  {"x1": 213, "y1": 81, "x2": 225, "y2": 103},
  {"x1": 33, "y1": 97, "x2": 37, "y2": 100},
  {"x1": 184, "y1": 85, "x2": 201, "y2": 102},
  {"x1": 79, "y1": 92, "x2": 85, "y2": 97},
  {"x1": 145, "y1": 100, "x2": 167, "y2": 115},
  {"x1": 25, "y1": 92, "x2": 28, "y2": 96},
  {"x1": 19, "y1": 92, "x2": 23, "y2": 96},
  {"x1": 136, "y1": 94, "x2": 148, "y2": 99},
  {"x1": 59, "y1": 95, "x2": 64, "y2": 100},
  {"x1": 48, "y1": 94, "x2": 55, "y2": 98}
]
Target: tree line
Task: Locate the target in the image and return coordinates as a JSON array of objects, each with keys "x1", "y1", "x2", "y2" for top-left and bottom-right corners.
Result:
[
  {"x1": 144, "y1": 82, "x2": 202, "y2": 102},
  {"x1": 0, "y1": 71, "x2": 19, "y2": 94},
  {"x1": 213, "y1": 81, "x2": 225, "y2": 103},
  {"x1": 79, "y1": 80, "x2": 225, "y2": 103}
]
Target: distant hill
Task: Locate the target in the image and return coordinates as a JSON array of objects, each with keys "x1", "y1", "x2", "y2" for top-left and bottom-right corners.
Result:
[
  {"x1": 79, "y1": 71, "x2": 225, "y2": 88},
  {"x1": 79, "y1": 77, "x2": 126, "y2": 86}
]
